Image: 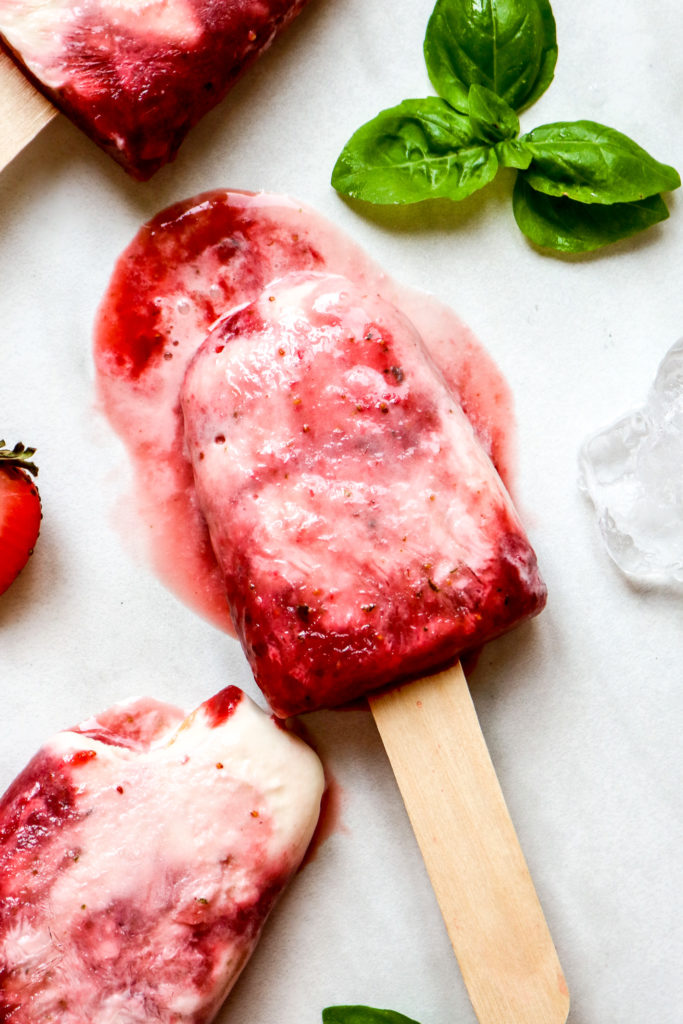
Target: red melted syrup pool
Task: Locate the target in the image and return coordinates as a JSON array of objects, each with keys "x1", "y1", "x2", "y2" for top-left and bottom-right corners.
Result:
[{"x1": 94, "y1": 190, "x2": 516, "y2": 635}]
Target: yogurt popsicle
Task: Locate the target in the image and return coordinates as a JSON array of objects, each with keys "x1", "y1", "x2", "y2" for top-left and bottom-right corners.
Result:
[
  {"x1": 0, "y1": 686, "x2": 324, "y2": 1022},
  {"x1": 181, "y1": 271, "x2": 547, "y2": 718},
  {"x1": 0, "y1": 0, "x2": 308, "y2": 178}
]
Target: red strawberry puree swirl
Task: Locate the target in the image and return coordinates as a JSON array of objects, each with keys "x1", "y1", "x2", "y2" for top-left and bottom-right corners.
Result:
[{"x1": 94, "y1": 189, "x2": 525, "y2": 641}]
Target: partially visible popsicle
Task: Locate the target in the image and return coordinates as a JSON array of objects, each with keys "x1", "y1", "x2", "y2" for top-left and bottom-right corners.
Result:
[
  {"x1": 0, "y1": 0, "x2": 309, "y2": 178},
  {"x1": 0, "y1": 686, "x2": 324, "y2": 1022},
  {"x1": 181, "y1": 271, "x2": 547, "y2": 718}
]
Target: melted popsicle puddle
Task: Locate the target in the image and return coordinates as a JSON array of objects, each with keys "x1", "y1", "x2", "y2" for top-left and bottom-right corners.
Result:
[{"x1": 95, "y1": 190, "x2": 516, "y2": 635}]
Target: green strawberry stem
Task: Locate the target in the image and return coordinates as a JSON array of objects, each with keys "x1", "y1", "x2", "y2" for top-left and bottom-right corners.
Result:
[{"x1": 0, "y1": 441, "x2": 39, "y2": 477}]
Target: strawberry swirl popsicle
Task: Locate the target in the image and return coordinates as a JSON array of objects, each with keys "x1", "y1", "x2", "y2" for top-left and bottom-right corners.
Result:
[
  {"x1": 0, "y1": 0, "x2": 309, "y2": 178},
  {"x1": 181, "y1": 272, "x2": 547, "y2": 718},
  {"x1": 0, "y1": 686, "x2": 324, "y2": 1022}
]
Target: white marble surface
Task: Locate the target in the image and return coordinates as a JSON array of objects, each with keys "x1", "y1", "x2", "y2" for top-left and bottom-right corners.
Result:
[{"x1": 1, "y1": 1, "x2": 682, "y2": 1022}]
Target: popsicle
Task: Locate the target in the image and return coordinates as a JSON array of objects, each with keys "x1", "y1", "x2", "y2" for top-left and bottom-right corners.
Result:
[
  {"x1": 181, "y1": 271, "x2": 546, "y2": 718},
  {"x1": 180, "y1": 272, "x2": 569, "y2": 1023},
  {"x1": 0, "y1": 0, "x2": 309, "y2": 178},
  {"x1": 0, "y1": 685, "x2": 324, "y2": 1022}
]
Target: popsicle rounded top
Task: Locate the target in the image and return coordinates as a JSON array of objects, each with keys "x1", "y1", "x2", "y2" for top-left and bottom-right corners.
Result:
[
  {"x1": 0, "y1": 686, "x2": 324, "y2": 1022},
  {"x1": 181, "y1": 272, "x2": 547, "y2": 717}
]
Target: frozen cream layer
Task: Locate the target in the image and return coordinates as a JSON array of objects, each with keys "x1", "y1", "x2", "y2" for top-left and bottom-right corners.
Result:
[
  {"x1": 0, "y1": 0, "x2": 308, "y2": 177},
  {"x1": 0, "y1": 686, "x2": 324, "y2": 1022},
  {"x1": 181, "y1": 273, "x2": 546, "y2": 717}
]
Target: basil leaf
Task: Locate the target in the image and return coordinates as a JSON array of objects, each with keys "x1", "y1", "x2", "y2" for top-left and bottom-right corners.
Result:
[
  {"x1": 424, "y1": 0, "x2": 558, "y2": 114},
  {"x1": 331, "y1": 98, "x2": 498, "y2": 204},
  {"x1": 468, "y1": 84, "x2": 519, "y2": 143},
  {"x1": 323, "y1": 1008, "x2": 421, "y2": 1024},
  {"x1": 512, "y1": 173, "x2": 670, "y2": 252},
  {"x1": 496, "y1": 138, "x2": 533, "y2": 169},
  {"x1": 521, "y1": 120, "x2": 681, "y2": 203}
]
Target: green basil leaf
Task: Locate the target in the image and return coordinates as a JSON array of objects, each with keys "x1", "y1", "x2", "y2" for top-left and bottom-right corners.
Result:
[
  {"x1": 468, "y1": 84, "x2": 519, "y2": 143},
  {"x1": 496, "y1": 137, "x2": 533, "y2": 169},
  {"x1": 521, "y1": 120, "x2": 681, "y2": 203},
  {"x1": 331, "y1": 98, "x2": 498, "y2": 204},
  {"x1": 513, "y1": 173, "x2": 670, "y2": 252},
  {"x1": 323, "y1": 1008, "x2": 421, "y2": 1024},
  {"x1": 423, "y1": 0, "x2": 558, "y2": 113}
]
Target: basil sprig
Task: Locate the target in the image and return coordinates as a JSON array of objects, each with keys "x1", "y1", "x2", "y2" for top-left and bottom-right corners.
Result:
[
  {"x1": 331, "y1": 0, "x2": 680, "y2": 253},
  {"x1": 323, "y1": 1007, "x2": 421, "y2": 1024}
]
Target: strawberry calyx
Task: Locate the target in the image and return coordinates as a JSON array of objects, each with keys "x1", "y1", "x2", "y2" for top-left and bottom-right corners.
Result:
[{"x1": 0, "y1": 441, "x2": 39, "y2": 478}]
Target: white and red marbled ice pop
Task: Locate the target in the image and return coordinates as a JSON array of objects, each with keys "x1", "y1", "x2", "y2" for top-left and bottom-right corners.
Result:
[
  {"x1": 0, "y1": 686, "x2": 323, "y2": 1022},
  {"x1": 0, "y1": 0, "x2": 308, "y2": 178},
  {"x1": 181, "y1": 272, "x2": 547, "y2": 718}
]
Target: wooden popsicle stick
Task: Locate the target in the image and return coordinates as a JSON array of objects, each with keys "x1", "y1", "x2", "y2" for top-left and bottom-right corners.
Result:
[
  {"x1": 0, "y1": 50, "x2": 56, "y2": 172},
  {"x1": 369, "y1": 662, "x2": 569, "y2": 1024}
]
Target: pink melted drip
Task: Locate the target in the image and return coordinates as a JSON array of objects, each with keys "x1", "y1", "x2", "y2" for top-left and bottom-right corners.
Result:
[
  {"x1": 283, "y1": 716, "x2": 348, "y2": 865},
  {"x1": 94, "y1": 190, "x2": 516, "y2": 634},
  {"x1": 299, "y1": 773, "x2": 346, "y2": 869}
]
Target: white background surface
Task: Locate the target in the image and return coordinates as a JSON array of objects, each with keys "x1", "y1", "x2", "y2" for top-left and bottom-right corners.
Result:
[{"x1": 1, "y1": 0, "x2": 682, "y2": 1022}]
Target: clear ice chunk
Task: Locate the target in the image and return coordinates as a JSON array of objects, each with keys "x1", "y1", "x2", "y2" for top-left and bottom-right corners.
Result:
[{"x1": 578, "y1": 337, "x2": 683, "y2": 584}]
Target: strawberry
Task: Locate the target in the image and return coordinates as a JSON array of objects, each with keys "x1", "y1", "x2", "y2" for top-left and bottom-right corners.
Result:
[{"x1": 0, "y1": 442, "x2": 42, "y2": 596}]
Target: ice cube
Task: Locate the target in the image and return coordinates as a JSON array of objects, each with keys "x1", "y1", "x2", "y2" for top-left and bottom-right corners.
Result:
[{"x1": 578, "y1": 337, "x2": 683, "y2": 584}]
